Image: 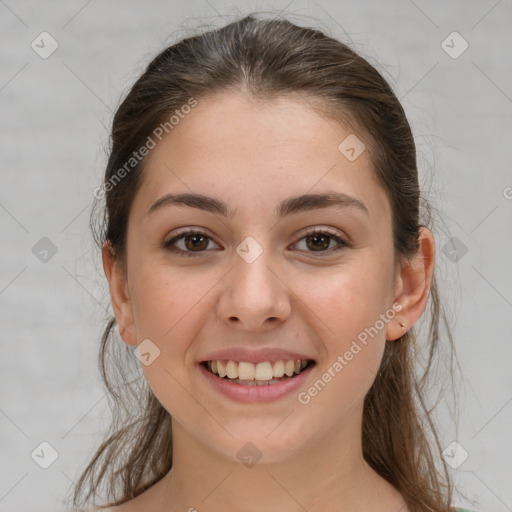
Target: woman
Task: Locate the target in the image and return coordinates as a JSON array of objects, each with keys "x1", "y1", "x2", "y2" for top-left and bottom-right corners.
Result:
[{"x1": 71, "y1": 13, "x2": 467, "y2": 512}]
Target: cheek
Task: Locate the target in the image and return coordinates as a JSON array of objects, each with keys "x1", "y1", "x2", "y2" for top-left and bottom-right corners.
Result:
[
  {"x1": 293, "y1": 261, "x2": 392, "y2": 402},
  {"x1": 128, "y1": 262, "x2": 211, "y2": 340},
  {"x1": 126, "y1": 263, "x2": 222, "y2": 405},
  {"x1": 128, "y1": 268, "x2": 202, "y2": 418},
  {"x1": 298, "y1": 260, "x2": 393, "y2": 342}
]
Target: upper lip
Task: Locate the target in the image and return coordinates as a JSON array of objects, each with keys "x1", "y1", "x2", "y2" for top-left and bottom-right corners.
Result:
[{"x1": 199, "y1": 347, "x2": 315, "y2": 364}]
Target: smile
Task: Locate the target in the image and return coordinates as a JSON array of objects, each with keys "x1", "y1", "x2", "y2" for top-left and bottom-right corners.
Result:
[
  {"x1": 198, "y1": 359, "x2": 316, "y2": 402},
  {"x1": 203, "y1": 359, "x2": 312, "y2": 385}
]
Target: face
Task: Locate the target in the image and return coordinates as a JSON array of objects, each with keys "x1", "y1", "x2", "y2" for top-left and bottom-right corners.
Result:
[{"x1": 111, "y1": 91, "x2": 405, "y2": 463}]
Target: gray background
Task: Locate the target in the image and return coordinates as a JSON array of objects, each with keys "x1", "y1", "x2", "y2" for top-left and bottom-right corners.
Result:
[{"x1": 1, "y1": 0, "x2": 511, "y2": 511}]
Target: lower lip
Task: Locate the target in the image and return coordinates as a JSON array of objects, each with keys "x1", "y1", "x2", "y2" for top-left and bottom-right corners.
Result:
[{"x1": 198, "y1": 362, "x2": 315, "y2": 403}]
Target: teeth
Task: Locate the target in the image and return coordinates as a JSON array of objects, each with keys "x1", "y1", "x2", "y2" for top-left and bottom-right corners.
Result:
[
  {"x1": 238, "y1": 361, "x2": 255, "y2": 380},
  {"x1": 226, "y1": 360, "x2": 238, "y2": 379},
  {"x1": 205, "y1": 358, "x2": 311, "y2": 381},
  {"x1": 217, "y1": 360, "x2": 227, "y2": 378},
  {"x1": 273, "y1": 360, "x2": 285, "y2": 378},
  {"x1": 255, "y1": 362, "x2": 274, "y2": 380},
  {"x1": 284, "y1": 360, "x2": 295, "y2": 377},
  {"x1": 228, "y1": 378, "x2": 287, "y2": 386}
]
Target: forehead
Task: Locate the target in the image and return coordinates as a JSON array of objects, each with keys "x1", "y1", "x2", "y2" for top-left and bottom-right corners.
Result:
[{"x1": 135, "y1": 91, "x2": 390, "y2": 222}]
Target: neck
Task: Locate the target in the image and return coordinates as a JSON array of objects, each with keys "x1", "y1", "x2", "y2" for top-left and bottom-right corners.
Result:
[{"x1": 144, "y1": 414, "x2": 405, "y2": 512}]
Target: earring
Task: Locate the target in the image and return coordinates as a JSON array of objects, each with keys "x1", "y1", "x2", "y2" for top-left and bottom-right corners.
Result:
[{"x1": 399, "y1": 322, "x2": 406, "y2": 334}]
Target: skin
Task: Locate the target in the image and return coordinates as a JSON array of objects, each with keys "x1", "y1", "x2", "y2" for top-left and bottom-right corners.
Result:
[{"x1": 102, "y1": 91, "x2": 435, "y2": 512}]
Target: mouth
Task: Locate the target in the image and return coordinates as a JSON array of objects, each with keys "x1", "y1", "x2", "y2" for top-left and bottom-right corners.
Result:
[{"x1": 200, "y1": 358, "x2": 316, "y2": 386}]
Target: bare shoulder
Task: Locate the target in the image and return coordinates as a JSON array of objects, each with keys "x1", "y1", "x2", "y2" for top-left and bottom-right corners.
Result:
[
  {"x1": 82, "y1": 506, "x2": 125, "y2": 512},
  {"x1": 98, "y1": 500, "x2": 147, "y2": 512},
  {"x1": 102, "y1": 500, "x2": 144, "y2": 512},
  {"x1": 84, "y1": 478, "x2": 164, "y2": 512}
]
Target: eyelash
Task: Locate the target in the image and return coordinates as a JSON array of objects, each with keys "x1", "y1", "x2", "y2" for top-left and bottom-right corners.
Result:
[{"x1": 163, "y1": 227, "x2": 352, "y2": 258}]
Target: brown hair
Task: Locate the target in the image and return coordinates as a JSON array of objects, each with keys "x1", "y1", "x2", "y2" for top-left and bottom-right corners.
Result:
[{"x1": 72, "y1": 13, "x2": 456, "y2": 511}]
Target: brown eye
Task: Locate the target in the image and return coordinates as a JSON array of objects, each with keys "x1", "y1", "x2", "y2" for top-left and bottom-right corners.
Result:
[
  {"x1": 305, "y1": 233, "x2": 331, "y2": 251},
  {"x1": 164, "y1": 229, "x2": 221, "y2": 257},
  {"x1": 183, "y1": 233, "x2": 209, "y2": 251},
  {"x1": 293, "y1": 228, "x2": 351, "y2": 256}
]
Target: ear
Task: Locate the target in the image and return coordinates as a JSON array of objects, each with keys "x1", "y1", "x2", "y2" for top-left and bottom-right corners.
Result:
[
  {"x1": 102, "y1": 241, "x2": 138, "y2": 346},
  {"x1": 386, "y1": 227, "x2": 435, "y2": 341}
]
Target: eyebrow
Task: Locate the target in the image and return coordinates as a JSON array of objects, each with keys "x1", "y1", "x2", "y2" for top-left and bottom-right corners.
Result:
[{"x1": 146, "y1": 191, "x2": 369, "y2": 218}]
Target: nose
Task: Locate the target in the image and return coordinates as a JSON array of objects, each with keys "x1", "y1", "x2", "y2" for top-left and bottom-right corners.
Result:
[{"x1": 216, "y1": 245, "x2": 292, "y2": 331}]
